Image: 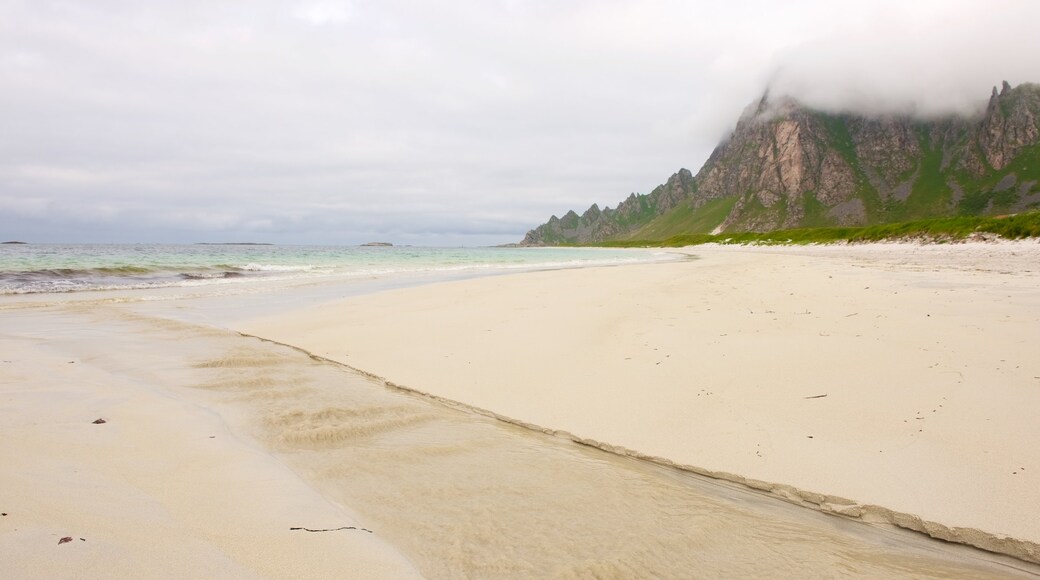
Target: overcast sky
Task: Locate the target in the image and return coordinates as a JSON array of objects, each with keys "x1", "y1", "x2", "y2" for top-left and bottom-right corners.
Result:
[{"x1": 2, "y1": 1, "x2": 1039, "y2": 245}]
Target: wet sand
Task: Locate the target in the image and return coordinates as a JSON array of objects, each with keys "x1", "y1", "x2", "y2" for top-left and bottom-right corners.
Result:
[
  {"x1": 0, "y1": 307, "x2": 420, "y2": 579},
  {"x1": 2, "y1": 302, "x2": 1037, "y2": 578},
  {"x1": 241, "y1": 241, "x2": 1040, "y2": 564}
]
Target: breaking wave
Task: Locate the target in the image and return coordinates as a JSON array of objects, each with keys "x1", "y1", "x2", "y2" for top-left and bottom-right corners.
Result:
[{"x1": 0, "y1": 245, "x2": 675, "y2": 295}]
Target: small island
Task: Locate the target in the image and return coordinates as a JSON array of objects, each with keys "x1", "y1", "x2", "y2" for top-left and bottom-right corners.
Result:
[
  {"x1": 2, "y1": 241, "x2": 27, "y2": 244},
  {"x1": 361, "y1": 242, "x2": 393, "y2": 247}
]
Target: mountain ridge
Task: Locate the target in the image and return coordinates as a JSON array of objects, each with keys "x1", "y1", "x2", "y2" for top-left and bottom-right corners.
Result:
[{"x1": 522, "y1": 82, "x2": 1040, "y2": 245}]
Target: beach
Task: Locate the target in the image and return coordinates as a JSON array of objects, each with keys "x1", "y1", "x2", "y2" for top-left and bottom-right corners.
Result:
[
  {"x1": 241, "y1": 242, "x2": 1040, "y2": 564},
  {"x1": 3, "y1": 242, "x2": 1040, "y2": 577},
  {"x1": 0, "y1": 305, "x2": 422, "y2": 579},
  {"x1": 10, "y1": 1, "x2": 1040, "y2": 576}
]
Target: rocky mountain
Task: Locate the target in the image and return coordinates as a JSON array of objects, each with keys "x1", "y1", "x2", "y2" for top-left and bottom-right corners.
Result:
[{"x1": 522, "y1": 81, "x2": 1040, "y2": 245}]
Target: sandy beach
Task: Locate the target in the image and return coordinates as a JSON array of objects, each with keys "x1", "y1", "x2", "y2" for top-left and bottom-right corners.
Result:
[
  {"x1": 241, "y1": 241, "x2": 1040, "y2": 563},
  {"x1": 9, "y1": 2, "x2": 1040, "y2": 576},
  {"x1": 0, "y1": 307, "x2": 421, "y2": 579},
  {"x1": 4, "y1": 241, "x2": 1040, "y2": 577}
]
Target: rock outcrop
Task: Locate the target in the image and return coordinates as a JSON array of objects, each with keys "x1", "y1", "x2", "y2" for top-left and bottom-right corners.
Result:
[
  {"x1": 522, "y1": 82, "x2": 1040, "y2": 245},
  {"x1": 975, "y1": 81, "x2": 1040, "y2": 172},
  {"x1": 522, "y1": 169, "x2": 695, "y2": 245}
]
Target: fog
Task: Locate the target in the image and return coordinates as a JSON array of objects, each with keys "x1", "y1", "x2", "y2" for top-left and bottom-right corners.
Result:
[{"x1": 1, "y1": 1, "x2": 1036, "y2": 244}]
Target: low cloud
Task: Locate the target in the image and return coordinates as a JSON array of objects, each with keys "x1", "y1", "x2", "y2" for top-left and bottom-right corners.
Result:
[
  {"x1": 763, "y1": 0, "x2": 1040, "y2": 118},
  {"x1": 1, "y1": 1, "x2": 1037, "y2": 244},
  {"x1": 293, "y1": 2, "x2": 353, "y2": 26}
]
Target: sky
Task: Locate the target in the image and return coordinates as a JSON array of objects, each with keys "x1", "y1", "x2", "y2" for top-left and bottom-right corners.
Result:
[{"x1": 2, "y1": 0, "x2": 1039, "y2": 246}]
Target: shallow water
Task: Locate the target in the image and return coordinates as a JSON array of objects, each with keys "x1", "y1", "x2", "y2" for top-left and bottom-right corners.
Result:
[
  {"x1": 0, "y1": 244, "x2": 666, "y2": 294},
  {"x1": 6, "y1": 303, "x2": 1036, "y2": 579}
]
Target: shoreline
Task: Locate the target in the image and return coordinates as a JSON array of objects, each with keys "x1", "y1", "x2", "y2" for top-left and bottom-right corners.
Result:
[
  {"x1": 4, "y1": 241, "x2": 1040, "y2": 575},
  {"x1": 242, "y1": 331, "x2": 1040, "y2": 566},
  {"x1": 239, "y1": 241, "x2": 1040, "y2": 565}
]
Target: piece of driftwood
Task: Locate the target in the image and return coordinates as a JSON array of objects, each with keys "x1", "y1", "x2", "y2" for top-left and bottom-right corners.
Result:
[{"x1": 290, "y1": 526, "x2": 373, "y2": 534}]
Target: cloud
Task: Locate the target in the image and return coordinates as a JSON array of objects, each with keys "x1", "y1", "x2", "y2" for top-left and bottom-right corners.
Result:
[
  {"x1": 293, "y1": 1, "x2": 353, "y2": 26},
  {"x1": 763, "y1": 0, "x2": 1040, "y2": 117},
  {"x1": 1, "y1": 1, "x2": 1038, "y2": 245}
]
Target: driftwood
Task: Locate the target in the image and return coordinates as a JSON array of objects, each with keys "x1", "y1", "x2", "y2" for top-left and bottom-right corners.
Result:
[{"x1": 290, "y1": 526, "x2": 373, "y2": 534}]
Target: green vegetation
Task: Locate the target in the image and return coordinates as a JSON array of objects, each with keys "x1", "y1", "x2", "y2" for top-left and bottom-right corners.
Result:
[
  {"x1": 800, "y1": 190, "x2": 830, "y2": 228},
  {"x1": 882, "y1": 126, "x2": 951, "y2": 221},
  {"x1": 592, "y1": 211, "x2": 1040, "y2": 248},
  {"x1": 625, "y1": 195, "x2": 738, "y2": 240},
  {"x1": 955, "y1": 141, "x2": 1040, "y2": 215},
  {"x1": 819, "y1": 113, "x2": 858, "y2": 166},
  {"x1": 726, "y1": 194, "x2": 774, "y2": 231},
  {"x1": 814, "y1": 112, "x2": 886, "y2": 223}
]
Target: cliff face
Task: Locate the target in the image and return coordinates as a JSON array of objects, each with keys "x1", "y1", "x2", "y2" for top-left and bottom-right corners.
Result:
[
  {"x1": 693, "y1": 98, "x2": 864, "y2": 231},
  {"x1": 975, "y1": 81, "x2": 1040, "y2": 172},
  {"x1": 522, "y1": 82, "x2": 1040, "y2": 245}
]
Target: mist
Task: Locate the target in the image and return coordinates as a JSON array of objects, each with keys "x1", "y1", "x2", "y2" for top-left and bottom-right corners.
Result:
[
  {"x1": 1, "y1": 1, "x2": 1037, "y2": 245},
  {"x1": 762, "y1": 1, "x2": 1040, "y2": 119}
]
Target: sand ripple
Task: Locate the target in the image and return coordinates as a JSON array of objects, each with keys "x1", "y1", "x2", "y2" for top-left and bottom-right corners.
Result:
[{"x1": 266, "y1": 406, "x2": 439, "y2": 449}]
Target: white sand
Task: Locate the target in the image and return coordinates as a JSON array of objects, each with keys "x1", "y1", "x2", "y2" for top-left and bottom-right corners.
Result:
[
  {"x1": 0, "y1": 309, "x2": 420, "y2": 579},
  {"x1": 241, "y1": 241, "x2": 1040, "y2": 562}
]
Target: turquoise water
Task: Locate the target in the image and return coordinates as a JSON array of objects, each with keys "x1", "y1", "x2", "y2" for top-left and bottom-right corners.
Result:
[{"x1": 0, "y1": 244, "x2": 669, "y2": 294}]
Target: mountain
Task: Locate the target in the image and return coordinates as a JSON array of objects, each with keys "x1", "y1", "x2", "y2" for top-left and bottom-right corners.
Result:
[{"x1": 522, "y1": 81, "x2": 1040, "y2": 245}]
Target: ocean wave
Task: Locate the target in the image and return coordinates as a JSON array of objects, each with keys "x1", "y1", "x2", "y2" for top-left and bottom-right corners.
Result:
[
  {"x1": 2, "y1": 265, "x2": 158, "y2": 280},
  {"x1": 0, "y1": 246, "x2": 674, "y2": 295},
  {"x1": 180, "y1": 271, "x2": 244, "y2": 280},
  {"x1": 1, "y1": 279, "x2": 163, "y2": 295},
  {"x1": 237, "y1": 263, "x2": 319, "y2": 272}
]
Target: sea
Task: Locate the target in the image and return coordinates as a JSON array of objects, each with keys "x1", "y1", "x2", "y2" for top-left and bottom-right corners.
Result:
[{"x1": 0, "y1": 243, "x2": 671, "y2": 295}]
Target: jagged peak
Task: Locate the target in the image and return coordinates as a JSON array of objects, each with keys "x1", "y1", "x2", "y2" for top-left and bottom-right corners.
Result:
[
  {"x1": 985, "y1": 80, "x2": 1040, "y2": 115},
  {"x1": 989, "y1": 80, "x2": 1019, "y2": 101},
  {"x1": 581, "y1": 204, "x2": 602, "y2": 220},
  {"x1": 660, "y1": 168, "x2": 695, "y2": 192},
  {"x1": 996, "y1": 81, "x2": 1040, "y2": 101}
]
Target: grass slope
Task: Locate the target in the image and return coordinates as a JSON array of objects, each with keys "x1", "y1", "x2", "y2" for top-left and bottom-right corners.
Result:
[
  {"x1": 956, "y1": 142, "x2": 1040, "y2": 215},
  {"x1": 593, "y1": 211, "x2": 1040, "y2": 248},
  {"x1": 882, "y1": 126, "x2": 952, "y2": 222},
  {"x1": 624, "y1": 196, "x2": 739, "y2": 240}
]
